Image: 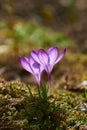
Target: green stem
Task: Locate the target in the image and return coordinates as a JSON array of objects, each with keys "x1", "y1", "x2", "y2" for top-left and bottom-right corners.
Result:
[
  {"x1": 47, "y1": 74, "x2": 51, "y2": 96},
  {"x1": 37, "y1": 86, "x2": 42, "y2": 98}
]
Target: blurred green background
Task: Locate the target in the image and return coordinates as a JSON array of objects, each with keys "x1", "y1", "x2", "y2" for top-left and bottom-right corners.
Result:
[{"x1": 0, "y1": 0, "x2": 87, "y2": 54}]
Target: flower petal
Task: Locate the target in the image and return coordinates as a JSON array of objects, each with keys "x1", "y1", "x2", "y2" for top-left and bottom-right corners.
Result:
[
  {"x1": 29, "y1": 57, "x2": 43, "y2": 86},
  {"x1": 39, "y1": 64, "x2": 44, "y2": 74},
  {"x1": 47, "y1": 47, "x2": 56, "y2": 52},
  {"x1": 47, "y1": 47, "x2": 58, "y2": 65},
  {"x1": 55, "y1": 48, "x2": 66, "y2": 64},
  {"x1": 19, "y1": 57, "x2": 32, "y2": 73},
  {"x1": 38, "y1": 49, "x2": 49, "y2": 65},
  {"x1": 30, "y1": 50, "x2": 41, "y2": 64},
  {"x1": 29, "y1": 57, "x2": 40, "y2": 74}
]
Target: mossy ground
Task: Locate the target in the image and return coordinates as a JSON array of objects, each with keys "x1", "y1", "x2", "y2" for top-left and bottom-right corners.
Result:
[{"x1": 0, "y1": 77, "x2": 87, "y2": 130}]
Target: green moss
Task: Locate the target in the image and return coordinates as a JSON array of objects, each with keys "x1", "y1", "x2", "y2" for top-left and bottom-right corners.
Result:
[{"x1": 0, "y1": 80, "x2": 87, "y2": 129}]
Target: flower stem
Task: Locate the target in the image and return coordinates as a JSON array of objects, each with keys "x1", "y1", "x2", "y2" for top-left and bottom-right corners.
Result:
[
  {"x1": 47, "y1": 74, "x2": 51, "y2": 96},
  {"x1": 37, "y1": 85, "x2": 42, "y2": 98}
]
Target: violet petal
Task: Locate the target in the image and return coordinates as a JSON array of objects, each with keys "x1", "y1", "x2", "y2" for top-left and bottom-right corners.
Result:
[
  {"x1": 29, "y1": 57, "x2": 40, "y2": 75},
  {"x1": 47, "y1": 47, "x2": 58, "y2": 65},
  {"x1": 38, "y1": 49, "x2": 49, "y2": 65},
  {"x1": 29, "y1": 57, "x2": 44, "y2": 86},
  {"x1": 30, "y1": 50, "x2": 41, "y2": 64},
  {"x1": 55, "y1": 48, "x2": 66, "y2": 64},
  {"x1": 19, "y1": 57, "x2": 32, "y2": 73}
]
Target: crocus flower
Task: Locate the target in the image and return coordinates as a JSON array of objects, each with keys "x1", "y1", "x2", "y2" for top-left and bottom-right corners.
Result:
[
  {"x1": 30, "y1": 47, "x2": 66, "y2": 81},
  {"x1": 19, "y1": 56, "x2": 44, "y2": 87}
]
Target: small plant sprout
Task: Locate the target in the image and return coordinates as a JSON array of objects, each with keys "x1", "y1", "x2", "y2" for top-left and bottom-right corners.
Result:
[
  {"x1": 31, "y1": 47, "x2": 66, "y2": 94},
  {"x1": 19, "y1": 56, "x2": 44, "y2": 88}
]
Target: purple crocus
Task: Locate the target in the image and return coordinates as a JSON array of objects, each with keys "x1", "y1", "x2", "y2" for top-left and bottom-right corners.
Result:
[
  {"x1": 30, "y1": 47, "x2": 66, "y2": 81},
  {"x1": 19, "y1": 56, "x2": 44, "y2": 87}
]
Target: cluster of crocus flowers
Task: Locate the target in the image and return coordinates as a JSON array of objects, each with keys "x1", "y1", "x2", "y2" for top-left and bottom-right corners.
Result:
[{"x1": 19, "y1": 47, "x2": 66, "y2": 94}]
